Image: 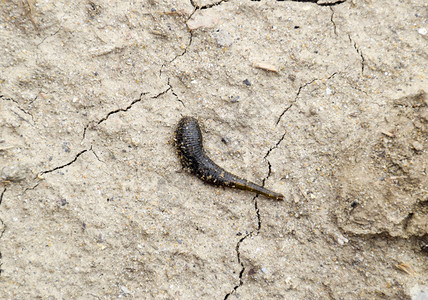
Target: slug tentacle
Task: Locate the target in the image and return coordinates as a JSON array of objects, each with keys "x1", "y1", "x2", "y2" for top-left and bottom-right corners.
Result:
[{"x1": 175, "y1": 116, "x2": 284, "y2": 201}]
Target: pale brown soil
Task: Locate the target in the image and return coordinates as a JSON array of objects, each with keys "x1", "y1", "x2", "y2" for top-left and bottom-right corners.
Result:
[{"x1": 0, "y1": 0, "x2": 427, "y2": 299}]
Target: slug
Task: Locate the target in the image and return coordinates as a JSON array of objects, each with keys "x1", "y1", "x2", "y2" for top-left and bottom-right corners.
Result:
[{"x1": 175, "y1": 116, "x2": 284, "y2": 201}]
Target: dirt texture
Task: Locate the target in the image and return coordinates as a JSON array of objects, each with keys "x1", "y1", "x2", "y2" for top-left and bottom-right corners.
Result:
[{"x1": 0, "y1": 0, "x2": 427, "y2": 299}]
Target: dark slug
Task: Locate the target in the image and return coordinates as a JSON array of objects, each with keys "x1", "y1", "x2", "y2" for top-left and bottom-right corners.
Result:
[{"x1": 175, "y1": 116, "x2": 284, "y2": 201}]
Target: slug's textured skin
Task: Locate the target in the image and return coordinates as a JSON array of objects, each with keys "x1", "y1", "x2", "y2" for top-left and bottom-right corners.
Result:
[{"x1": 175, "y1": 116, "x2": 284, "y2": 200}]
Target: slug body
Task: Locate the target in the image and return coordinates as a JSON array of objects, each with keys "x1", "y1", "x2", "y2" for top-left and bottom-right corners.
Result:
[{"x1": 175, "y1": 116, "x2": 284, "y2": 201}]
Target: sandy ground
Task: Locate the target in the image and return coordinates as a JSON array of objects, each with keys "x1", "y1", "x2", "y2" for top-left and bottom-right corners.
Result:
[{"x1": 0, "y1": 0, "x2": 427, "y2": 299}]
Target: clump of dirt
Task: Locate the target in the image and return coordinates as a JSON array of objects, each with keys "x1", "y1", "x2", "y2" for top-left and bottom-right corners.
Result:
[{"x1": 335, "y1": 90, "x2": 427, "y2": 238}]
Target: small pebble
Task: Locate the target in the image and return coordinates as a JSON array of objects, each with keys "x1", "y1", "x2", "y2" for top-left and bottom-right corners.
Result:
[
  {"x1": 187, "y1": 14, "x2": 218, "y2": 30},
  {"x1": 231, "y1": 95, "x2": 240, "y2": 103},
  {"x1": 214, "y1": 30, "x2": 233, "y2": 47},
  {"x1": 1, "y1": 165, "x2": 27, "y2": 182},
  {"x1": 337, "y1": 234, "x2": 348, "y2": 245},
  {"x1": 243, "y1": 79, "x2": 251, "y2": 86},
  {"x1": 62, "y1": 142, "x2": 71, "y2": 153},
  {"x1": 412, "y1": 141, "x2": 423, "y2": 151},
  {"x1": 410, "y1": 284, "x2": 428, "y2": 300},
  {"x1": 418, "y1": 27, "x2": 427, "y2": 35},
  {"x1": 121, "y1": 286, "x2": 131, "y2": 295}
]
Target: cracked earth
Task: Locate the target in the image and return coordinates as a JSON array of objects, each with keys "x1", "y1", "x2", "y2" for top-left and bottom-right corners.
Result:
[{"x1": 1, "y1": 0, "x2": 427, "y2": 299}]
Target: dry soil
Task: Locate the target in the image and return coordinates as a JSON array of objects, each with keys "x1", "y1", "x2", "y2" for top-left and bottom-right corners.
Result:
[{"x1": 0, "y1": 0, "x2": 427, "y2": 299}]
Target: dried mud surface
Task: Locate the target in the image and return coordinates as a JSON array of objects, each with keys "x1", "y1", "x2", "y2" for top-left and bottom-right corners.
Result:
[{"x1": 0, "y1": 0, "x2": 427, "y2": 299}]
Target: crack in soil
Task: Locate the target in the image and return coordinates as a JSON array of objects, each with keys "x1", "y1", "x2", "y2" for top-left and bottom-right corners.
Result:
[
  {"x1": 224, "y1": 193, "x2": 262, "y2": 299},
  {"x1": 264, "y1": 132, "x2": 287, "y2": 159},
  {"x1": 82, "y1": 92, "x2": 149, "y2": 140},
  {"x1": 190, "y1": 0, "x2": 229, "y2": 10},
  {"x1": 225, "y1": 71, "x2": 338, "y2": 296},
  {"x1": 157, "y1": 4, "x2": 197, "y2": 107},
  {"x1": 159, "y1": 8, "x2": 195, "y2": 79},
  {"x1": 276, "y1": 79, "x2": 316, "y2": 125},
  {"x1": 276, "y1": 72, "x2": 337, "y2": 125},
  {"x1": 290, "y1": 0, "x2": 347, "y2": 6},
  {"x1": 36, "y1": 26, "x2": 62, "y2": 47},
  {"x1": 95, "y1": 92, "x2": 148, "y2": 126},
  {"x1": 276, "y1": 104, "x2": 293, "y2": 126},
  {"x1": 152, "y1": 85, "x2": 172, "y2": 99},
  {"x1": 82, "y1": 85, "x2": 172, "y2": 140},
  {"x1": 224, "y1": 234, "x2": 245, "y2": 299},
  {"x1": 159, "y1": 31, "x2": 193, "y2": 78},
  {"x1": 167, "y1": 78, "x2": 186, "y2": 107},
  {"x1": 348, "y1": 34, "x2": 365, "y2": 74},
  {"x1": 225, "y1": 133, "x2": 284, "y2": 298},
  {"x1": 40, "y1": 148, "x2": 89, "y2": 175},
  {"x1": 0, "y1": 188, "x2": 5, "y2": 205},
  {"x1": 22, "y1": 182, "x2": 40, "y2": 195},
  {"x1": 330, "y1": 7, "x2": 337, "y2": 35},
  {"x1": 90, "y1": 147, "x2": 103, "y2": 162}
]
